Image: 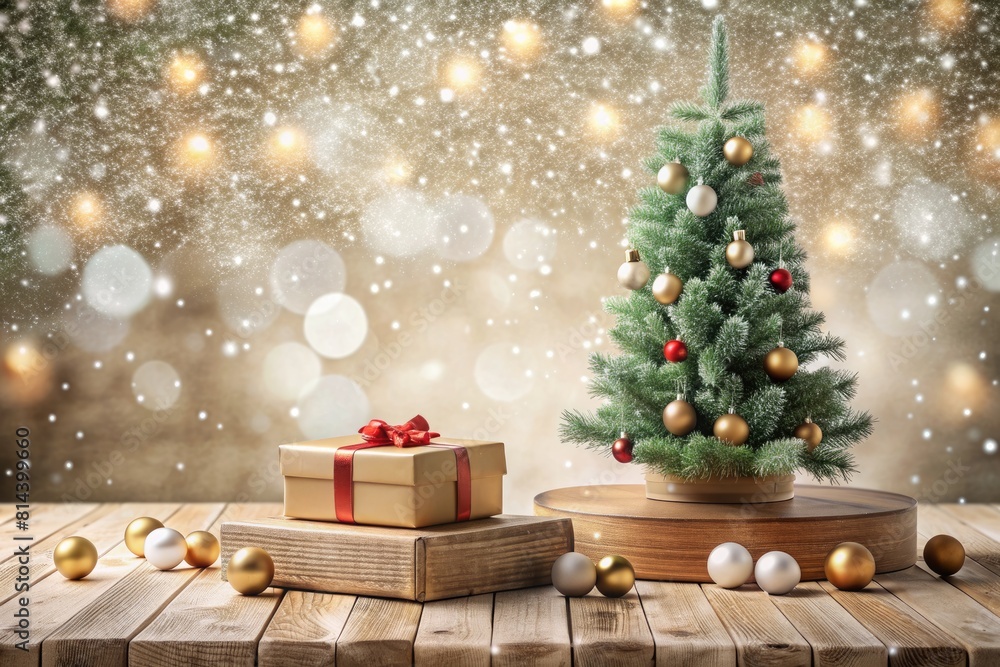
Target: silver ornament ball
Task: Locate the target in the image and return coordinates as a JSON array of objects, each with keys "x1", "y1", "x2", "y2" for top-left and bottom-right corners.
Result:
[
  {"x1": 707, "y1": 542, "x2": 754, "y2": 589},
  {"x1": 144, "y1": 527, "x2": 189, "y2": 571},
  {"x1": 686, "y1": 184, "x2": 718, "y2": 217},
  {"x1": 551, "y1": 552, "x2": 597, "y2": 597},
  {"x1": 617, "y1": 249, "x2": 650, "y2": 290},
  {"x1": 754, "y1": 551, "x2": 801, "y2": 595}
]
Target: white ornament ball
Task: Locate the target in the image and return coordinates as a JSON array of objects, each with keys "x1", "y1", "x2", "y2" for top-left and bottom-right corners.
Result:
[
  {"x1": 551, "y1": 552, "x2": 597, "y2": 597},
  {"x1": 754, "y1": 551, "x2": 801, "y2": 595},
  {"x1": 144, "y1": 527, "x2": 188, "y2": 571},
  {"x1": 707, "y1": 542, "x2": 754, "y2": 589},
  {"x1": 617, "y1": 259, "x2": 650, "y2": 291},
  {"x1": 617, "y1": 250, "x2": 650, "y2": 291},
  {"x1": 686, "y1": 184, "x2": 718, "y2": 217}
]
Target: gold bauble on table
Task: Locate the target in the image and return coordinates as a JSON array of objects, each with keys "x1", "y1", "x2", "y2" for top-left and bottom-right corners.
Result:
[
  {"x1": 723, "y1": 136, "x2": 754, "y2": 166},
  {"x1": 595, "y1": 555, "x2": 635, "y2": 598},
  {"x1": 124, "y1": 516, "x2": 164, "y2": 557},
  {"x1": 764, "y1": 344, "x2": 799, "y2": 382},
  {"x1": 651, "y1": 270, "x2": 683, "y2": 305},
  {"x1": 663, "y1": 395, "x2": 697, "y2": 436},
  {"x1": 656, "y1": 161, "x2": 689, "y2": 195},
  {"x1": 185, "y1": 531, "x2": 221, "y2": 568},
  {"x1": 227, "y1": 547, "x2": 275, "y2": 595},
  {"x1": 54, "y1": 536, "x2": 99, "y2": 580},
  {"x1": 824, "y1": 542, "x2": 875, "y2": 591},
  {"x1": 725, "y1": 230, "x2": 754, "y2": 269},
  {"x1": 923, "y1": 534, "x2": 965, "y2": 576},
  {"x1": 794, "y1": 418, "x2": 823, "y2": 452},
  {"x1": 713, "y1": 411, "x2": 750, "y2": 446}
]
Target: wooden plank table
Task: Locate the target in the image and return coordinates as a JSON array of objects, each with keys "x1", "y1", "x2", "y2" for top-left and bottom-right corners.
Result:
[{"x1": 9, "y1": 502, "x2": 1000, "y2": 665}]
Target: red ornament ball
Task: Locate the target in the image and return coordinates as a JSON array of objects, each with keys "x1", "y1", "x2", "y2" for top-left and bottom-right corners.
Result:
[
  {"x1": 612, "y1": 436, "x2": 634, "y2": 463},
  {"x1": 769, "y1": 268, "x2": 793, "y2": 294},
  {"x1": 663, "y1": 339, "x2": 688, "y2": 363}
]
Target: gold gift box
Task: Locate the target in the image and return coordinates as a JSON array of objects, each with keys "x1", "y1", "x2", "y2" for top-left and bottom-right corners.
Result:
[{"x1": 279, "y1": 436, "x2": 506, "y2": 528}]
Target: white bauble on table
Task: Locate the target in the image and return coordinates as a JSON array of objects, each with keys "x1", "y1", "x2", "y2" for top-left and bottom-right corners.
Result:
[
  {"x1": 754, "y1": 551, "x2": 801, "y2": 595},
  {"x1": 707, "y1": 542, "x2": 754, "y2": 589},
  {"x1": 144, "y1": 527, "x2": 189, "y2": 570},
  {"x1": 686, "y1": 184, "x2": 718, "y2": 217},
  {"x1": 551, "y1": 552, "x2": 597, "y2": 597}
]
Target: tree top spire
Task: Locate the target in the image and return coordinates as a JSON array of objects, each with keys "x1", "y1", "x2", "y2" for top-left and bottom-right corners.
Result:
[{"x1": 701, "y1": 15, "x2": 730, "y2": 109}]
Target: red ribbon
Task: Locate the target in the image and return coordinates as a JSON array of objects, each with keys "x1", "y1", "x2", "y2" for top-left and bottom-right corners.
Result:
[
  {"x1": 333, "y1": 415, "x2": 472, "y2": 525},
  {"x1": 358, "y1": 415, "x2": 440, "y2": 446}
]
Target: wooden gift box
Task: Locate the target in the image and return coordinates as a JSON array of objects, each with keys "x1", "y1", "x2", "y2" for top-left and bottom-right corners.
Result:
[
  {"x1": 280, "y1": 436, "x2": 506, "y2": 528},
  {"x1": 221, "y1": 515, "x2": 573, "y2": 601}
]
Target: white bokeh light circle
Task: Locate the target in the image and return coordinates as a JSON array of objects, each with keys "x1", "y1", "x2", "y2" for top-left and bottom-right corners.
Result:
[
  {"x1": 217, "y1": 273, "x2": 280, "y2": 336},
  {"x1": 892, "y1": 180, "x2": 974, "y2": 261},
  {"x1": 474, "y1": 343, "x2": 536, "y2": 402},
  {"x1": 10, "y1": 132, "x2": 65, "y2": 199},
  {"x1": 297, "y1": 375, "x2": 371, "y2": 439},
  {"x1": 866, "y1": 260, "x2": 941, "y2": 337},
  {"x1": 250, "y1": 413, "x2": 272, "y2": 434},
  {"x1": 971, "y1": 237, "x2": 1000, "y2": 292},
  {"x1": 503, "y1": 218, "x2": 556, "y2": 270},
  {"x1": 27, "y1": 226, "x2": 73, "y2": 275},
  {"x1": 361, "y1": 190, "x2": 437, "y2": 257},
  {"x1": 469, "y1": 271, "x2": 512, "y2": 309},
  {"x1": 131, "y1": 360, "x2": 181, "y2": 411},
  {"x1": 269, "y1": 240, "x2": 347, "y2": 315},
  {"x1": 63, "y1": 307, "x2": 129, "y2": 353},
  {"x1": 81, "y1": 245, "x2": 153, "y2": 318},
  {"x1": 436, "y1": 194, "x2": 495, "y2": 262},
  {"x1": 303, "y1": 103, "x2": 380, "y2": 177},
  {"x1": 303, "y1": 293, "x2": 368, "y2": 359},
  {"x1": 263, "y1": 342, "x2": 322, "y2": 401}
]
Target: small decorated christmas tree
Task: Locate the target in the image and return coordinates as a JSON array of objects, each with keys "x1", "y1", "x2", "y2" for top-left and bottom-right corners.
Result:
[{"x1": 561, "y1": 17, "x2": 872, "y2": 492}]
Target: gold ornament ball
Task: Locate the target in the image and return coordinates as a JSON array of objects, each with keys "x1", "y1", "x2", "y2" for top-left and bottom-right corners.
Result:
[
  {"x1": 923, "y1": 535, "x2": 965, "y2": 576},
  {"x1": 657, "y1": 161, "x2": 689, "y2": 195},
  {"x1": 723, "y1": 136, "x2": 754, "y2": 166},
  {"x1": 663, "y1": 397, "x2": 697, "y2": 436},
  {"x1": 824, "y1": 542, "x2": 875, "y2": 591},
  {"x1": 794, "y1": 418, "x2": 823, "y2": 452},
  {"x1": 595, "y1": 555, "x2": 635, "y2": 598},
  {"x1": 185, "y1": 531, "x2": 221, "y2": 568},
  {"x1": 652, "y1": 271, "x2": 683, "y2": 305},
  {"x1": 54, "y1": 536, "x2": 98, "y2": 580},
  {"x1": 227, "y1": 547, "x2": 275, "y2": 596},
  {"x1": 124, "y1": 517, "x2": 164, "y2": 557},
  {"x1": 725, "y1": 230, "x2": 755, "y2": 269},
  {"x1": 713, "y1": 412, "x2": 750, "y2": 446},
  {"x1": 764, "y1": 345, "x2": 799, "y2": 382}
]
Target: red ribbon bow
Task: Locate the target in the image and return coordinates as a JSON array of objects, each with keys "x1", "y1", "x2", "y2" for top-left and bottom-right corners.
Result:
[
  {"x1": 333, "y1": 416, "x2": 471, "y2": 525},
  {"x1": 358, "y1": 415, "x2": 440, "y2": 447}
]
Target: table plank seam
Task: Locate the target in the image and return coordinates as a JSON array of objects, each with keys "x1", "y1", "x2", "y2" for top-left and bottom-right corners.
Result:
[{"x1": 633, "y1": 584, "x2": 660, "y2": 665}]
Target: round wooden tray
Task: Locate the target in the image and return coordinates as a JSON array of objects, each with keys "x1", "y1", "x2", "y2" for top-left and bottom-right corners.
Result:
[{"x1": 533, "y1": 484, "x2": 916, "y2": 582}]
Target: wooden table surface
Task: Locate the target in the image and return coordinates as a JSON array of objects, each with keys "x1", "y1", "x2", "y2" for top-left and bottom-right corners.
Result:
[{"x1": 4, "y1": 502, "x2": 1000, "y2": 666}]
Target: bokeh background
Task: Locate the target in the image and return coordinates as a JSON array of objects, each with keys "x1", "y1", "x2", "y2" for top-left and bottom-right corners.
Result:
[{"x1": 2, "y1": 0, "x2": 998, "y2": 510}]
